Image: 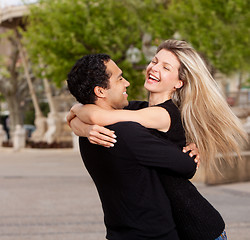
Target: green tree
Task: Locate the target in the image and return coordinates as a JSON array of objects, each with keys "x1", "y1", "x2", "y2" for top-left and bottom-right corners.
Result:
[
  {"x1": 163, "y1": 0, "x2": 250, "y2": 75},
  {"x1": 22, "y1": 0, "x2": 166, "y2": 100},
  {"x1": 22, "y1": 0, "x2": 249, "y2": 100}
]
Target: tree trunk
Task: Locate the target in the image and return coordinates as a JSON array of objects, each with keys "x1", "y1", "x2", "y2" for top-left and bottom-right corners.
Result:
[
  {"x1": 15, "y1": 29, "x2": 47, "y2": 142},
  {"x1": 42, "y1": 75, "x2": 62, "y2": 144},
  {"x1": 235, "y1": 71, "x2": 243, "y2": 106},
  {"x1": 15, "y1": 30, "x2": 43, "y2": 118},
  {"x1": 43, "y1": 76, "x2": 57, "y2": 114},
  {"x1": 0, "y1": 34, "x2": 25, "y2": 139},
  {"x1": 5, "y1": 93, "x2": 23, "y2": 139}
]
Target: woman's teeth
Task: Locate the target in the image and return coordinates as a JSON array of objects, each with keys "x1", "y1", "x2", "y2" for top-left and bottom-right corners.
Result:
[{"x1": 149, "y1": 74, "x2": 159, "y2": 82}]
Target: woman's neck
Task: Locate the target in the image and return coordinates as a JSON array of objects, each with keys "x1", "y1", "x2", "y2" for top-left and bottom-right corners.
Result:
[{"x1": 148, "y1": 93, "x2": 171, "y2": 106}]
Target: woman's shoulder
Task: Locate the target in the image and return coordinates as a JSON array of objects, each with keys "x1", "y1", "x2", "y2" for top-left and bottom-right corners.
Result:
[
  {"x1": 156, "y1": 99, "x2": 181, "y2": 121},
  {"x1": 125, "y1": 101, "x2": 148, "y2": 110},
  {"x1": 152, "y1": 99, "x2": 186, "y2": 147},
  {"x1": 156, "y1": 99, "x2": 178, "y2": 110}
]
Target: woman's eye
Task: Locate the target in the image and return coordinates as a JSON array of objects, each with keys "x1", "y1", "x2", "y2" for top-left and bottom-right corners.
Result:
[{"x1": 164, "y1": 67, "x2": 170, "y2": 71}]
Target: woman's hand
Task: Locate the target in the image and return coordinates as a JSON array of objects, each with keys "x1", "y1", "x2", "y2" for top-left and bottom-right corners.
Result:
[
  {"x1": 183, "y1": 143, "x2": 200, "y2": 169},
  {"x1": 86, "y1": 124, "x2": 117, "y2": 148},
  {"x1": 67, "y1": 109, "x2": 117, "y2": 148}
]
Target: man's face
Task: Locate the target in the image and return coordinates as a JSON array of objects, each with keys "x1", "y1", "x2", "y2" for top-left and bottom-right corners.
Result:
[{"x1": 104, "y1": 60, "x2": 130, "y2": 109}]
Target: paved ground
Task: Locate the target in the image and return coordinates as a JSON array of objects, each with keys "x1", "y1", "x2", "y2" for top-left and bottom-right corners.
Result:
[{"x1": 0, "y1": 148, "x2": 249, "y2": 240}]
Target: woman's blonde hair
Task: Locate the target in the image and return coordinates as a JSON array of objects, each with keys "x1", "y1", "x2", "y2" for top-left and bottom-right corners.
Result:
[{"x1": 157, "y1": 39, "x2": 247, "y2": 171}]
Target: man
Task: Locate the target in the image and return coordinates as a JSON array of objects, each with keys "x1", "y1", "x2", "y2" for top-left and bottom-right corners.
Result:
[{"x1": 67, "y1": 54, "x2": 197, "y2": 240}]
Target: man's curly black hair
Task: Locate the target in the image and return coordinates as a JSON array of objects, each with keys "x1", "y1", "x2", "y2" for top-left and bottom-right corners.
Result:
[{"x1": 67, "y1": 54, "x2": 111, "y2": 104}]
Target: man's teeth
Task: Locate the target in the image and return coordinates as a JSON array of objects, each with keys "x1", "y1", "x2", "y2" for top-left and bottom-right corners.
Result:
[
  {"x1": 149, "y1": 74, "x2": 159, "y2": 81},
  {"x1": 123, "y1": 92, "x2": 127, "y2": 95}
]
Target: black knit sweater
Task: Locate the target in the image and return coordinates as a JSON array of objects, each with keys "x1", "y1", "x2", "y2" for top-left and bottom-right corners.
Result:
[{"x1": 127, "y1": 100, "x2": 225, "y2": 240}]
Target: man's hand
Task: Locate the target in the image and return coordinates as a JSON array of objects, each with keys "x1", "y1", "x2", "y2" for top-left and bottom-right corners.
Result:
[{"x1": 183, "y1": 143, "x2": 200, "y2": 169}]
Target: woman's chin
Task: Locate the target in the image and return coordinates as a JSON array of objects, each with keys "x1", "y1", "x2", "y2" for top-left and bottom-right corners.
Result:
[{"x1": 144, "y1": 82, "x2": 156, "y2": 92}]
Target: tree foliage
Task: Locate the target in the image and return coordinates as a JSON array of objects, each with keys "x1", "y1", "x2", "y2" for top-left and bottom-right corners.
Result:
[
  {"x1": 22, "y1": 0, "x2": 166, "y2": 99},
  {"x1": 22, "y1": 0, "x2": 250, "y2": 100},
  {"x1": 164, "y1": 0, "x2": 250, "y2": 75}
]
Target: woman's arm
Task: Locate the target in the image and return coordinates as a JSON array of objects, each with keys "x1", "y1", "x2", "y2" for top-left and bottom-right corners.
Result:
[
  {"x1": 70, "y1": 103, "x2": 171, "y2": 132},
  {"x1": 68, "y1": 112, "x2": 200, "y2": 164}
]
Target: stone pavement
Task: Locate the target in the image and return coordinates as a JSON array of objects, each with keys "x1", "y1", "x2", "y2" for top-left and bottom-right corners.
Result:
[{"x1": 0, "y1": 148, "x2": 249, "y2": 240}]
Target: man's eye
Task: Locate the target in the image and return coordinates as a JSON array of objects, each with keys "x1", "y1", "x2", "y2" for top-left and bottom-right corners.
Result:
[
  {"x1": 164, "y1": 67, "x2": 170, "y2": 71},
  {"x1": 151, "y1": 60, "x2": 157, "y2": 64}
]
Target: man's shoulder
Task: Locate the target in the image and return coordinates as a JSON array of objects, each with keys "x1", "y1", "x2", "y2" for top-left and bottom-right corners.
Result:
[
  {"x1": 106, "y1": 121, "x2": 153, "y2": 143},
  {"x1": 79, "y1": 136, "x2": 88, "y2": 144},
  {"x1": 107, "y1": 121, "x2": 144, "y2": 132},
  {"x1": 106, "y1": 122, "x2": 170, "y2": 146}
]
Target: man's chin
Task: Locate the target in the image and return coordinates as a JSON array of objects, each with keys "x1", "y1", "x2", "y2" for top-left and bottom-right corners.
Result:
[{"x1": 119, "y1": 100, "x2": 129, "y2": 109}]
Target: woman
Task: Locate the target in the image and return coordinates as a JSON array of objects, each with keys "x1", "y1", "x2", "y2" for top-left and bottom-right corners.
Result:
[{"x1": 68, "y1": 40, "x2": 247, "y2": 239}]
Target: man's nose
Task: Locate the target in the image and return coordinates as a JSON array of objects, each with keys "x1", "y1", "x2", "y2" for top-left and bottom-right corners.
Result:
[{"x1": 124, "y1": 79, "x2": 130, "y2": 87}]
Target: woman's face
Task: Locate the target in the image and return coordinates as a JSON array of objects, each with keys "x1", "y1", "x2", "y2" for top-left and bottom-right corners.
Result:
[{"x1": 144, "y1": 49, "x2": 183, "y2": 98}]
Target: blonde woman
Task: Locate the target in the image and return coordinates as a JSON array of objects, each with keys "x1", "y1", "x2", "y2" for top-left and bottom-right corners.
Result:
[{"x1": 68, "y1": 40, "x2": 246, "y2": 240}]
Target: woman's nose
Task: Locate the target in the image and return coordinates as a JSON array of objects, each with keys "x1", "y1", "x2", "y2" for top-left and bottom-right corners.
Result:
[{"x1": 151, "y1": 63, "x2": 160, "y2": 72}]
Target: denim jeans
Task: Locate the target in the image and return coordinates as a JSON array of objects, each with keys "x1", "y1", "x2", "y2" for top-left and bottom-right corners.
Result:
[{"x1": 215, "y1": 230, "x2": 227, "y2": 240}]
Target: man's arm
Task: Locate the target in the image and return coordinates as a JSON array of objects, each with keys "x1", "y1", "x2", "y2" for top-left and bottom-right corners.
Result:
[{"x1": 109, "y1": 122, "x2": 197, "y2": 179}]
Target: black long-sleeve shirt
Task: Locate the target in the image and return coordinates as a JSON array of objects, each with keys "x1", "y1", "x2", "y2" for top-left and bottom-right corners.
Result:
[{"x1": 79, "y1": 121, "x2": 196, "y2": 240}]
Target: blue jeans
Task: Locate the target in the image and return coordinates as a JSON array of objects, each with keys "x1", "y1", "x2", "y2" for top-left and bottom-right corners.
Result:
[{"x1": 215, "y1": 230, "x2": 227, "y2": 240}]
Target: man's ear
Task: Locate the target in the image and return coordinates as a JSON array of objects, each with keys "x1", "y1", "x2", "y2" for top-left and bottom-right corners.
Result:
[{"x1": 94, "y1": 86, "x2": 106, "y2": 98}]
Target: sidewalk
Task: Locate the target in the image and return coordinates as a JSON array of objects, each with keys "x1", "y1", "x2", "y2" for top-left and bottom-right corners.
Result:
[{"x1": 0, "y1": 148, "x2": 249, "y2": 240}]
